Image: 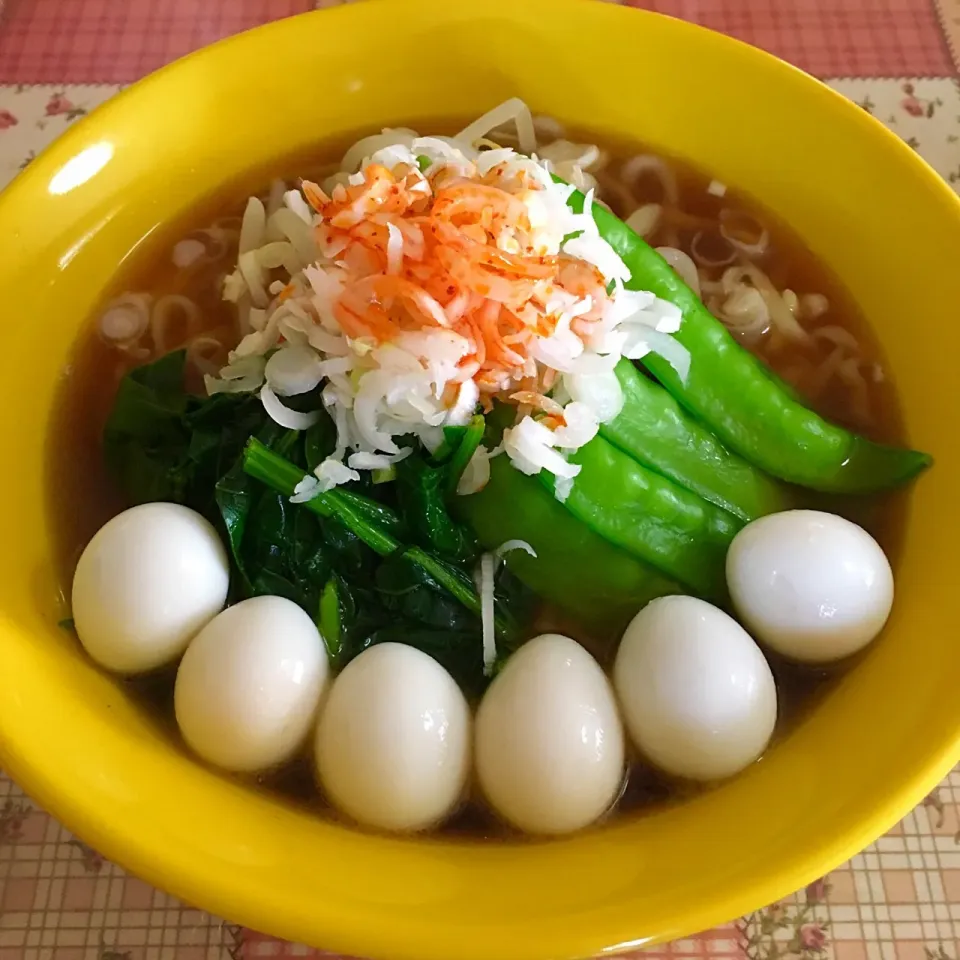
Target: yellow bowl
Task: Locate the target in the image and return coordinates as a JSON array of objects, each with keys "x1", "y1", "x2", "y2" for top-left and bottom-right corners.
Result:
[{"x1": 1, "y1": 1, "x2": 958, "y2": 957}]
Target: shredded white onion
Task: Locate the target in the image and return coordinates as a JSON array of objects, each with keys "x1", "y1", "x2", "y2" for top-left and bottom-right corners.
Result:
[
  {"x1": 457, "y1": 445, "x2": 491, "y2": 495},
  {"x1": 479, "y1": 552, "x2": 496, "y2": 677},
  {"x1": 264, "y1": 344, "x2": 323, "y2": 396},
  {"x1": 553, "y1": 475, "x2": 574, "y2": 502},
  {"x1": 385, "y1": 222, "x2": 403, "y2": 275},
  {"x1": 341, "y1": 127, "x2": 418, "y2": 173},
  {"x1": 238, "y1": 251, "x2": 268, "y2": 307},
  {"x1": 494, "y1": 539, "x2": 538, "y2": 561},
  {"x1": 563, "y1": 370, "x2": 624, "y2": 423},
  {"x1": 628, "y1": 328, "x2": 691, "y2": 383},
  {"x1": 239, "y1": 197, "x2": 266, "y2": 254},
  {"x1": 260, "y1": 383, "x2": 322, "y2": 430}
]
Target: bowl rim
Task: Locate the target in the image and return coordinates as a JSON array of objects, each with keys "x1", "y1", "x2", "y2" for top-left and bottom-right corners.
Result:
[{"x1": 3, "y1": 1, "x2": 960, "y2": 958}]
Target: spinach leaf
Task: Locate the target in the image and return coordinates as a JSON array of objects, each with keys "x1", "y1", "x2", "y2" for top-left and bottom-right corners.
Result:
[
  {"x1": 214, "y1": 458, "x2": 256, "y2": 594},
  {"x1": 103, "y1": 351, "x2": 193, "y2": 505},
  {"x1": 304, "y1": 414, "x2": 337, "y2": 473},
  {"x1": 395, "y1": 453, "x2": 479, "y2": 564},
  {"x1": 104, "y1": 351, "x2": 272, "y2": 512},
  {"x1": 103, "y1": 354, "x2": 538, "y2": 697},
  {"x1": 375, "y1": 552, "x2": 478, "y2": 631}
]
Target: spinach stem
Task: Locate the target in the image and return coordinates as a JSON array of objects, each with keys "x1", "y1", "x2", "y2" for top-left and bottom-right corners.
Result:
[
  {"x1": 243, "y1": 438, "x2": 397, "y2": 555},
  {"x1": 242, "y1": 438, "x2": 510, "y2": 638}
]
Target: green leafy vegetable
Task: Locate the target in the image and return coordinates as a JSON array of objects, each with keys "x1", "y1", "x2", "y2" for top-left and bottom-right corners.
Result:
[
  {"x1": 395, "y1": 452, "x2": 479, "y2": 564},
  {"x1": 242, "y1": 438, "x2": 520, "y2": 641},
  {"x1": 444, "y1": 414, "x2": 485, "y2": 495},
  {"x1": 318, "y1": 576, "x2": 344, "y2": 665}
]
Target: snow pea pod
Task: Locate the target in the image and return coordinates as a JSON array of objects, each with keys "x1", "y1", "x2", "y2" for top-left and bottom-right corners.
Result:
[
  {"x1": 541, "y1": 436, "x2": 741, "y2": 601},
  {"x1": 455, "y1": 456, "x2": 681, "y2": 635},
  {"x1": 602, "y1": 359, "x2": 791, "y2": 522},
  {"x1": 565, "y1": 189, "x2": 932, "y2": 494}
]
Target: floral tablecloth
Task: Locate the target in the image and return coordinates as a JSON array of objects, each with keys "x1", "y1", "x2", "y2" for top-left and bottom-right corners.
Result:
[{"x1": 2, "y1": 1, "x2": 960, "y2": 958}]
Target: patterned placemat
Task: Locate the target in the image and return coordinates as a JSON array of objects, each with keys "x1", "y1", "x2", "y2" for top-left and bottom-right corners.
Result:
[{"x1": 2, "y1": 2, "x2": 960, "y2": 958}]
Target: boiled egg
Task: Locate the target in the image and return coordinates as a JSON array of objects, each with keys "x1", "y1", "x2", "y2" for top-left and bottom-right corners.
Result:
[
  {"x1": 72, "y1": 502, "x2": 229, "y2": 673},
  {"x1": 174, "y1": 595, "x2": 329, "y2": 773},
  {"x1": 475, "y1": 633, "x2": 624, "y2": 835},
  {"x1": 314, "y1": 643, "x2": 470, "y2": 832},
  {"x1": 614, "y1": 596, "x2": 777, "y2": 781},
  {"x1": 726, "y1": 509, "x2": 894, "y2": 663}
]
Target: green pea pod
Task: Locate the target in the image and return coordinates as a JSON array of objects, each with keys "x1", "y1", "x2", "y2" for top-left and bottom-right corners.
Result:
[
  {"x1": 541, "y1": 436, "x2": 740, "y2": 601},
  {"x1": 455, "y1": 456, "x2": 681, "y2": 636},
  {"x1": 565, "y1": 189, "x2": 932, "y2": 494},
  {"x1": 602, "y1": 359, "x2": 790, "y2": 522}
]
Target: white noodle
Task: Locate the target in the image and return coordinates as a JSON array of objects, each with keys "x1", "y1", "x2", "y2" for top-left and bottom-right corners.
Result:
[
  {"x1": 341, "y1": 127, "x2": 418, "y2": 173},
  {"x1": 814, "y1": 325, "x2": 860, "y2": 352},
  {"x1": 719, "y1": 208, "x2": 769, "y2": 258},
  {"x1": 690, "y1": 230, "x2": 737, "y2": 268},
  {"x1": 265, "y1": 178, "x2": 286, "y2": 218},
  {"x1": 172, "y1": 238, "x2": 206, "y2": 268},
  {"x1": 186, "y1": 336, "x2": 226, "y2": 377},
  {"x1": 739, "y1": 262, "x2": 810, "y2": 343},
  {"x1": 800, "y1": 293, "x2": 829, "y2": 320},
  {"x1": 150, "y1": 294, "x2": 201, "y2": 355},
  {"x1": 620, "y1": 155, "x2": 679, "y2": 205},
  {"x1": 625, "y1": 203, "x2": 662, "y2": 238},
  {"x1": 456, "y1": 98, "x2": 536, "y2": 155},
  {"x1": 656, "y1": 246, "x2": 701, "y2": 297},
  {"x1": 805, "y1": 347, "x2": 846, "y2": 399},
  {"x1": 533, "y1": 115, "x2": 565, "y2": 141},
  {"x1": 98, "y1": 293, "x2": 151, "y2": 345}
]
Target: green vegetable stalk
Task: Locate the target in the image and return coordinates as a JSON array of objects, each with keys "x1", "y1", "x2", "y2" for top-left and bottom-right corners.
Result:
[
  {"x1": 541, "y1": 435, "x2": 741, "y2": 601},
  {"x1": 564, "y1": 188, "x2": 932, "y2": 494},
  {"x1": 455, "y1": 455, "x2": 682, "y2": 637},
  {"x1": 601, "y1": 359, "x2": 791, "y2": 522},
  {"x1": 242, "y1": 438, "x2": 512, "y2": 639}
]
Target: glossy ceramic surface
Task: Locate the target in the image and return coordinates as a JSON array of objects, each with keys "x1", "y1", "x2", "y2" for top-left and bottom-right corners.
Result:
[{"x1": 0, "y1": 2, "x2": 958, "y2": 958}]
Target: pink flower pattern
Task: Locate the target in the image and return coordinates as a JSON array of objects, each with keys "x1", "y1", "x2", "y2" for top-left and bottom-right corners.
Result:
[{"x1": 800, "y1": 924, "x2": 828, "y2": 952}]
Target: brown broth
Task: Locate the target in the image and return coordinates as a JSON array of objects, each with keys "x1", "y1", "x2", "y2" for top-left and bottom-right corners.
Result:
[{"x1": 47, "y1": 125, "x2": 909, "y2": 838}]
